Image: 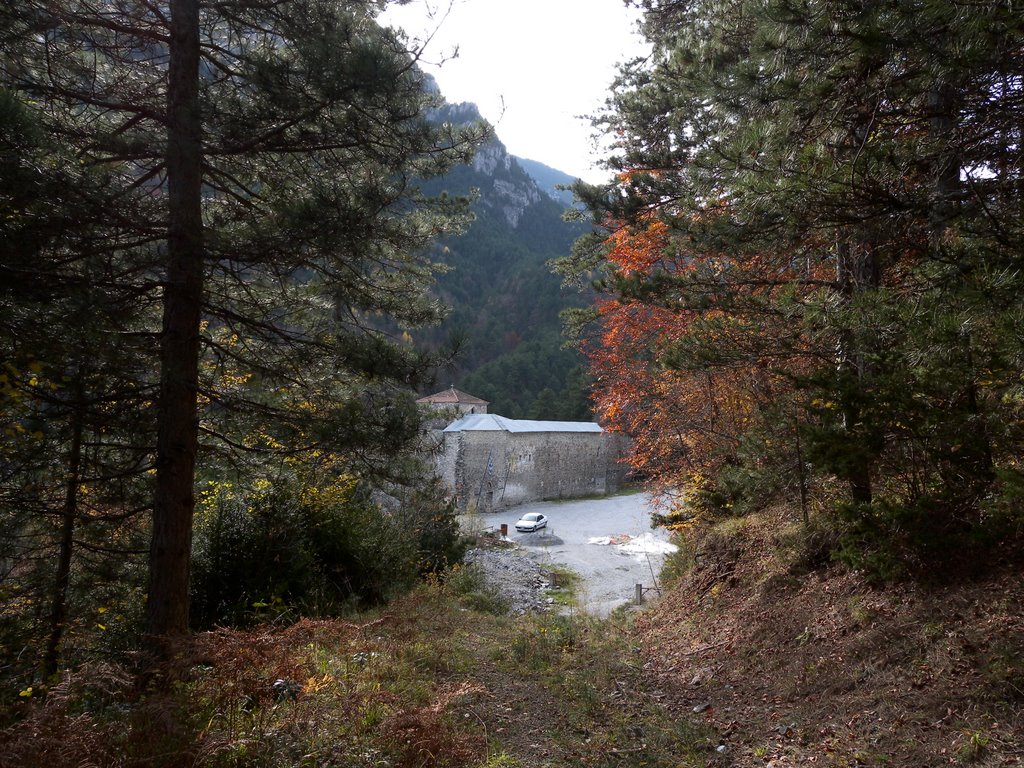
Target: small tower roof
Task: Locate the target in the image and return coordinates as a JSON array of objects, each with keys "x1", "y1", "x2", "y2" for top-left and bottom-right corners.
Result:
[{"x1": 416, "y1": 386, "x2": 489, "y2": 407}]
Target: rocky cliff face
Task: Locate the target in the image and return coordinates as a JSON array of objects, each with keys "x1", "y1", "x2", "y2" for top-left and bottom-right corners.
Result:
[
  {"x1": 488, "y1": 177, "x2": 543, "y2": 229},
  {"x1": 515, "y1": 157, "x2": 580, "y2": 207},
  {"x1": 436, "y1": 102, "x2": 550, "y2": 229}
]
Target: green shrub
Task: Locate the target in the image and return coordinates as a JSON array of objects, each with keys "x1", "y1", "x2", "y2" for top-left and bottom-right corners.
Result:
[
  {"x1": 774, "y1": 516, "x2": 841, "y2": 575},
  {"x1": 979, "y1": 466, "x2": 1024, "y2": 538},
  {"x1": 829, "y1": 488, "x2": 1018, "y2": 582},
  {"x1": 399, "y1": 476, "x2": 468, "y2": 575},
  {"x1": 658, "y1": 532, "x2": 696, "y2": 587},
  {"x1": 191, "y1": 471, "x2": 464, "y2": 628}
]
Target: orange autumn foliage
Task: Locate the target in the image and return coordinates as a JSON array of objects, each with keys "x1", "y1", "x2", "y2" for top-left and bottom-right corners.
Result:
[{"x1": 583, "y1": 215, "x2": 817, "y2": 495}]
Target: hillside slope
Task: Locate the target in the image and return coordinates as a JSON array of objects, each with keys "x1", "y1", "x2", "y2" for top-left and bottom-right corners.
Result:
[
  {"x1": 0, "y1": 558, "x2": 717, "y2": 767},
  {"x1": 636, "y1": 508, "x2": 1024, "y2": 766},
  {"x1": 3, "y1": 516, "x2": 1021, "y2": 767},
  {"x1": 515, "y1": 156, "x2": 580, "y2": 208},
  {"x1": 419, "y1": 103, "x2": 592, "y2": 420}
]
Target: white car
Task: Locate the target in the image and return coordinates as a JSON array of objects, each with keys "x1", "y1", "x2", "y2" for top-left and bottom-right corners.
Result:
[{"x1": 515, "y1": 512, "x2": 548, "y2": 532}]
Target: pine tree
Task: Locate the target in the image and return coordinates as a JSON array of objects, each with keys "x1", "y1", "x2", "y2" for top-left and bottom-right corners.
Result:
[
  {"x1": 1, "y1": 87, "x2": 155, "y2": 681},
  {"x1": 2, "y1": 0, "x2": 486, "y2": 654},
  {"x1": 568, "y1": 0, "x2": 1024, "y2": 557}
]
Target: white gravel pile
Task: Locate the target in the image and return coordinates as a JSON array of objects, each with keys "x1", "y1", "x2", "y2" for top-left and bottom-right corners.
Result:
[{"x1": 463, "y1": 547, "x2": 556, "y2": 615}]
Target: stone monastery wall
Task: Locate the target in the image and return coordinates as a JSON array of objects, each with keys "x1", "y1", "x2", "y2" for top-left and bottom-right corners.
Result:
[{"x1": 437, "y1": 414, "x2": 628, "y2": 512}]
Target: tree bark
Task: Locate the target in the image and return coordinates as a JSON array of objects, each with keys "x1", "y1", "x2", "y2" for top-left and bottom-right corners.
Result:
[
  {"x1": 836, "y1": 237, "x2": 877, "y2": 506},
  {"x1": 146, "y1": 0, "x2": 203, "y2": 649},
  {"x1": 42, "y1": 371, "x2": 85, "y2": 680}
]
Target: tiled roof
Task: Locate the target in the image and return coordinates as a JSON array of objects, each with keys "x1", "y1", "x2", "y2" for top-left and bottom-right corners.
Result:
[{"x1": 416, "y1": 387, "x2": 489, "y2": 406}]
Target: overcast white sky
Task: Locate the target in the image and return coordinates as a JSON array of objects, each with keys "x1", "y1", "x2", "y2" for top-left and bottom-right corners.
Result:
[{"x1": 378, "y1": 0, "x2": 649, "y2": 184}]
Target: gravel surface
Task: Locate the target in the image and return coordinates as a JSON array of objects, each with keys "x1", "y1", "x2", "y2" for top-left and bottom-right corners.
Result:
[
  {"x1": 461, "y1": 493, "x2": 676, "y2": 617},
  {"x1": 463, "y1": 546, "x2": 559, "y2": 615},
  {"x1": 486, "y1": 493, "x2": 674, "y2": 616}
]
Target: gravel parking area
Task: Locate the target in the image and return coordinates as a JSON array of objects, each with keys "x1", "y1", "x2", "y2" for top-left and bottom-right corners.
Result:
[
  {"x1": 462, "y1": 493, "x2": 676, "y2": 616},
  {"x1": 462, "y1": 547, "x2": 559, "y2": 615}
]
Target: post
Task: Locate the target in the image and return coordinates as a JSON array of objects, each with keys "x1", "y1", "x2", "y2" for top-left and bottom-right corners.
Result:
[
  {"x1": 500, "y1": 523, "x2": 508, "y2": 537},
  {"x1": 635, "y1": 583, "x2": 643, "y2": 605}
]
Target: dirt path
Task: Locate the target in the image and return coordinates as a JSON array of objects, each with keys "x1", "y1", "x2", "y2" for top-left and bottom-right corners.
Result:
[{"x1": 443, "y1": 606, "x2": 715, "y2": 767}]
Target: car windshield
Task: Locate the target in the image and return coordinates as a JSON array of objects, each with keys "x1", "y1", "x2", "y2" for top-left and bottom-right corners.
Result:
[{"x1": 522, "y1": 514, "x2": 540, "y2": 521}]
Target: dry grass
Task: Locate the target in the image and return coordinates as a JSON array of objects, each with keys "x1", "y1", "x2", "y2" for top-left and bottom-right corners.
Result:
[
  {"x1": 0, "y1": 592, "x2": 489, "y2": 768},
  {"x1": 15, "y1": 505, "x2": 1003, "y2": 768},
  {"x1": 634, "y1": 505, "x2": 1024, "y2": 767},
  {"x1": 0, "y1": 661, "x2": 166, "y2": 768},
  {"x1": 0, "y1": 577, "x2": 715, "y2": 768}
]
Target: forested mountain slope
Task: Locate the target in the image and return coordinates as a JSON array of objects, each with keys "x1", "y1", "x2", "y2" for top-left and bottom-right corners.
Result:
[
  {"x1": 419, "y1": 102, "x2": 592, "y2": 420},
  {"x1": 514, "y1": 156, "x2": 579, "y2": 208}
]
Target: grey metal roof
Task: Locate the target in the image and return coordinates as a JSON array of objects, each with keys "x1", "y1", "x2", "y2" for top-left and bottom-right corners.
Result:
[{"x1": 443, "y1": 413, "x2": 603, "y2": 434}]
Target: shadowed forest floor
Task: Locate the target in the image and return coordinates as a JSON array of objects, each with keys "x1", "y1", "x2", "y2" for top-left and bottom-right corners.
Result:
[
  {"x1": 2, "y1": 512, "x2": 1021, "y2": 767},
  {"x1": 635, "y1": 507, "x2": 1024, "y2": 767}
]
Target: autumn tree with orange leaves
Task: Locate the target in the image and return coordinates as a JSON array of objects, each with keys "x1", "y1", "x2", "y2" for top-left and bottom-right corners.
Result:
[
  {"x1": 562, "y1": 0, "x2": 1024, "y2": 567},
  {"x1": 562, "y1": 209, "x2": 822, "y2": 524}
]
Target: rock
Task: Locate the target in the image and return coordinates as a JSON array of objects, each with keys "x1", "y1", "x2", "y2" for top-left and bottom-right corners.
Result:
[
  {"x1": 462, "y1": 547, "x2": 558, "y2": 615},
  {"x1": 690, "y1": 666, "x2": 715, "y2": 686},
  {"x1": 272, "y1": 678, "x2": 301, "y2": 701}
]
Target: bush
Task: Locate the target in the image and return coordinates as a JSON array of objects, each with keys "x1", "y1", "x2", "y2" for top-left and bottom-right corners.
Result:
[
  {"x1": 446, "y1": 564, "x2": 509, "y2": 615},
  {"x1": 398, "y1": 476, "x2": 468, "y2": 575},
  {"x1": 658, "y1": 531, "x2": 696, "y2": 588},
  {"x1": 191, "y1": 471, "x2": 465, "y2": 628},
  {"x1": 774, "y1": 515, "x2": 841, "y2": 575},
  {"x1": 829, "y1": 486, "x2": 1022, "y2": 583},
  {"x1": 980, "y1": 466, "x2": 1024, "y2": 539}
]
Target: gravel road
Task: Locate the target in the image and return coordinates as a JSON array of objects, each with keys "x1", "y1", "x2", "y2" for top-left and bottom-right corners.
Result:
[{"x1": 465, "y1": 493, "x2": 676, "y2": 617}]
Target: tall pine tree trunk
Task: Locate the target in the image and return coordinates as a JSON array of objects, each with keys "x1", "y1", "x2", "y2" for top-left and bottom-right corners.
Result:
[
  {"x1": 836, "y1": 235, "x2": 878, "y2": 505},
  {"x1": 42, "y1": 371, "x2": 85, "y2": 680},
  {"x1": 834, "y1": 108, "x2": 883, "y2": 506},
  {"x1": 146, "y1": 0, "x2": 203, "y2": 649}
]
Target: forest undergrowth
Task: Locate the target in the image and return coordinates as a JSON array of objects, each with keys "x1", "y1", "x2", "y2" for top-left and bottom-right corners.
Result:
[
  {"x1": 0, "y1": 566, "x2": 714, "y2": 768},
  {"x1": 639, "y1": 505, "x2": 1024, "y2": 767},
  {"x1": 2, "y1": 511, "x2": 1022, "y2": 768}
]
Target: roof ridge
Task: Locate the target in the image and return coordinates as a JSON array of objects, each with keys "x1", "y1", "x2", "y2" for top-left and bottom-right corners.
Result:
[{"x1": 416, "y1": 386, "x2": 489, "y2": 405}]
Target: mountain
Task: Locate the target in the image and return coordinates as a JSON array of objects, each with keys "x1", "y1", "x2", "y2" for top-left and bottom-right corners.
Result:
[
  {"x1": 515, "y1": 157, "x2": 580, "y2": 208},
  {"x1": 417, "y1": 102, "x2": 593, "y2": 420}
]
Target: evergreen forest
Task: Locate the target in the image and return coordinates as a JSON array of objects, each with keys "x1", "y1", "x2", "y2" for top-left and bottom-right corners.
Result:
[
  {"x1": 1, "y1": 0, "x2": 485, "y2": 673},
  {"x1": 559, "y1": 0, "x2": 1024, "y2": 574},
  {"x1": 1, "y1": 0, "x2": 1023, "y2": 765}
]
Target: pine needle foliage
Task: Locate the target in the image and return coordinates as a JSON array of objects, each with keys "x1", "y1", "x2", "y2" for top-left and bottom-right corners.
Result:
[{"x1": 561, "y1": 0, "x2": 1024, "y2": 573}]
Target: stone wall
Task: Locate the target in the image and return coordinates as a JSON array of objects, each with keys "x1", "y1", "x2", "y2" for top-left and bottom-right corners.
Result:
[{"x1": 440, "y1": 428, "x2": 629, "y2": 512}]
